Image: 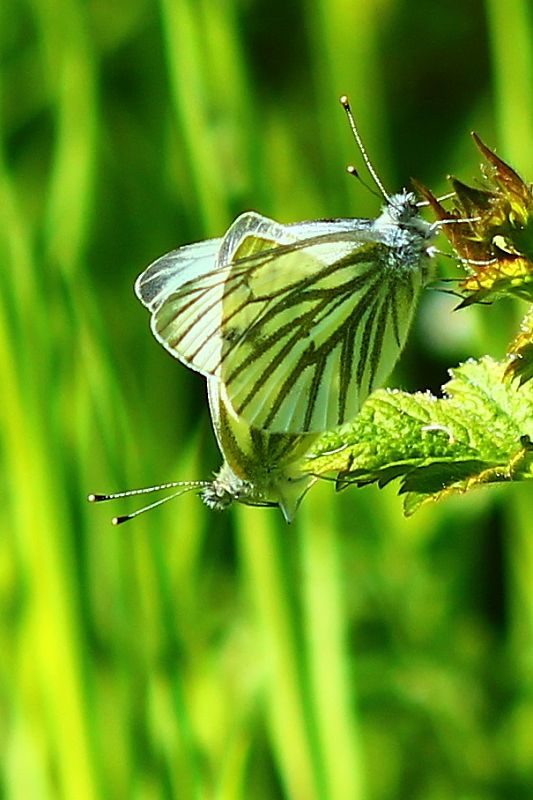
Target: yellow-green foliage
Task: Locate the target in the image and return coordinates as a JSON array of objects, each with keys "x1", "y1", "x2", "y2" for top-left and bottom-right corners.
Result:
[{"x1": 0, "y1": 1, "x2": 532, "y2": 798}]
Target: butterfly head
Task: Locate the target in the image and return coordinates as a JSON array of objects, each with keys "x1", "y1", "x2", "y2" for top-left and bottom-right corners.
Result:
[
  {"x1": 200, "y1": 459, "x2": 315, "y2": 522},
  {"x1": 386, "y1": 190, "x2": 418, "y2": 222},
  {"x1": 200, "y1": 462, "x2": 259, "y2": 511},
  {"x1": 385, "y1": 189, "x2": 435, "y2": 240}
]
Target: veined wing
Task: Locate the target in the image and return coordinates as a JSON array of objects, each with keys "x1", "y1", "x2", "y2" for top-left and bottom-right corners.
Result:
[
  {"x1": 217, "y1": 238, "x2": 424, "y2": 433},
  {"x1": 134, "y1": 218, "x2": 359, "y2": 313},
  {"x1": 137, "y1": 212, "x2": 374, "y2": 383},
  {"x1": 145, "y1": 210, "x2": 430, "y2": 433},
  {"x1": 206, "y1": 377, "x2": 318, "y2": 522},
  {"x1": 135, "y1": 237, "x2": 222, "y2": 312}
]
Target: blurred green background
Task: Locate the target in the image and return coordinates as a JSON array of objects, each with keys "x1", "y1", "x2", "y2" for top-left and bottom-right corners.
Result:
[{"x1": 1, "y1": 0, "x2": 532, "y2": 798}]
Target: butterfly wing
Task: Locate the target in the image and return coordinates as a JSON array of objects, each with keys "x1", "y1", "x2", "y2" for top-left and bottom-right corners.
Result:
[
  {"x1": 135, "y1": 213, "x2": 358, "y2": 383},
  {"x1": 207, "y1": 377, "x2": 318, "y2": 521},
  {"x1": 216, "y1": 219, "x2": 425, "y2": 432},
  {"x1": 135, "y1": 237, "x2": 225, "y2": 373},
  {"x1": 135, "y1": 237, "x2": 223, "y2": 311},
  {"x1": 139, "y1": 211, "x2": 429, "y2": 433}
]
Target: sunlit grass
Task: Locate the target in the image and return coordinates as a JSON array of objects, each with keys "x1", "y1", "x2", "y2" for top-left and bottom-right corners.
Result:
[{"x1": 0, "y1": 0, "x2": 531, "y2": 798}]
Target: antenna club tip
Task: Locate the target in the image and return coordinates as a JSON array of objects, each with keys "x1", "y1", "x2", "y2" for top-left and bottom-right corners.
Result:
[
  {"x1": 87, "y1": 493, "x2": 98, "y2": 503},
  {"x1": 346, "y1": 164, "x2": 358, "y2": 176},
  {"x1": 112, "y1": 516, "x2": 124, "y2": 526},
  {"x1": 339, "y1": 95, "x2": 349, "y2": 108}
]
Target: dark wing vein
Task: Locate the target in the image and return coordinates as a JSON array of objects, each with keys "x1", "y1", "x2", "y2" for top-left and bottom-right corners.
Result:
[{"x1": 233, "y1": 270, "x2": 385, "y2": 430}]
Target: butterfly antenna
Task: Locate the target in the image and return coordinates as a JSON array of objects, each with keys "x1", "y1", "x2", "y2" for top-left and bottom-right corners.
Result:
[
  {"x1": 345, "y1": 165, "x2": 382, "y2": 201},
  {"x1": 340, "y1": 95, "x2": 391, "y2": 204},
  {"x1": 88, "y1": 480, "x2": 209, "y2": 525}
]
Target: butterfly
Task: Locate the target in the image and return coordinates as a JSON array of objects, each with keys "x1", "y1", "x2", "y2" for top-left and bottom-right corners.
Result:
[
  {"x1": 88, "y1": 378, "x2": 317, "y2": 524},
  {"x1": 89, "y1": 96, "x2": 439, "y2": 524},
  {"x1": 134, "y1": 98, "x2": 438, "y2": 436}
]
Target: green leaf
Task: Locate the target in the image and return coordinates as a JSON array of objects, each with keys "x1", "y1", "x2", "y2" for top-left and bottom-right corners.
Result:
[{"x1": 304, "y1": 356, "x2": 533, "y2": 515}]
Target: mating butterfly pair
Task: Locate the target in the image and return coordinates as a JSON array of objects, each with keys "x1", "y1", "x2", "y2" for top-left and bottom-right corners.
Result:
[{"x1": 89, "y1": 98, "x2": 438, "y2": 523}]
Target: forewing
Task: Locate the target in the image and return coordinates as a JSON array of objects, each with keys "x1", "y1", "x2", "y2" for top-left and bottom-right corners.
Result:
[
  {"x1": 146, "y1": 211, "x2": 425, "y2": 433},
  {"x1": 146, "y1": 213, "x2": 367, "y2": 384},
  {"x1": 135, "y1": 237, "x2": 222, "y2": 312},
  {"x1": 134, "y1": 237, "x2": 223, "y2": 371},
  {"x1": 219, "y1": 237, "x2": 424, "y2": 432}
]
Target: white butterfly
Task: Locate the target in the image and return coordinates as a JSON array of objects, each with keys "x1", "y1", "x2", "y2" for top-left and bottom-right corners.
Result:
[
  {"x1": 89, "y1": 97, "x2": 439, "y2": 524},
  {"x1": 135, "y1": 189, "x2": 436, "y2": 434}
]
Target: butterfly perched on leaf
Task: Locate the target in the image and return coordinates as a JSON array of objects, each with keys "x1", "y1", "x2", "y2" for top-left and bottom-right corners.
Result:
[{"x1": 90, "y1": 96, "x2": 441, "y2": 522}]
